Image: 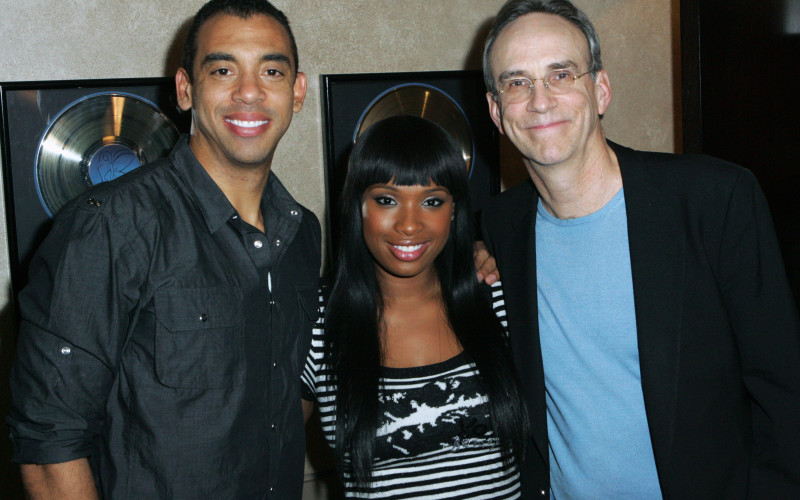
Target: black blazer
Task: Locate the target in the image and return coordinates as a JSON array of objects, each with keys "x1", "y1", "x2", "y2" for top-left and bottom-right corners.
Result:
[{"x1": 482, "y1": 142, "x2": 800, "y2": 499}]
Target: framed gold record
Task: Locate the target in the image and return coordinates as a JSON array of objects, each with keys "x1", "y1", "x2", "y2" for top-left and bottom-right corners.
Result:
[
  {"x1": 354, "y1": 84, "x2": 475, "y2": 174},
  {"x1": 1, "y1": 78, "x2": 190, "y2": 297}
]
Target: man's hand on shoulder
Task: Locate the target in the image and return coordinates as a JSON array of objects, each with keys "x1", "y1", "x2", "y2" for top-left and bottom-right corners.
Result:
[{"x1": 474, "y1": 241, "x2": 499, "y2": 285}]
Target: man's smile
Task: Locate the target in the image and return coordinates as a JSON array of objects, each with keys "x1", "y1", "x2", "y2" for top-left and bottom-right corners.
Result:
[{"x1": 223, "y1": 113, "x2": 270, "y2": 136}]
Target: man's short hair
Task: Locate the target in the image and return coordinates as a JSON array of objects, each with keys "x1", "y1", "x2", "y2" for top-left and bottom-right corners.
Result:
[
  {"x1": 181, "y1": 0, "x2": 299, "y2": 82},
  {"x1": 483, "y1": 0, "x2": 603, "y2": 96}
]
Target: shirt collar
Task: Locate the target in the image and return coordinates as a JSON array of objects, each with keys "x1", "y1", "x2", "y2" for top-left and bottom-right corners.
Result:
[{"x1": 168, "y1": 135, "x2": 303, "y2": 234}]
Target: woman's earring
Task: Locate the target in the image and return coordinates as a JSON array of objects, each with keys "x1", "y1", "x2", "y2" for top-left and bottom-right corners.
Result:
[{"x1": 451, "y1": 214, "x2": 455, "y2": 222}]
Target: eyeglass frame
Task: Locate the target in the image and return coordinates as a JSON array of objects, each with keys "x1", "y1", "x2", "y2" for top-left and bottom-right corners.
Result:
[{"x1": 493, "y1": 68, "x2": 593, "y2": 103}]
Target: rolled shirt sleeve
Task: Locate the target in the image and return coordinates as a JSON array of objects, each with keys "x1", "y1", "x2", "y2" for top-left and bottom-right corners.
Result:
[{"x1": 7, "y1": 197, "x2": 143, "y2": 464}]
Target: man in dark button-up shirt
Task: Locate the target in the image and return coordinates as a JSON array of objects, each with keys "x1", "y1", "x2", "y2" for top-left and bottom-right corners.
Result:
[{"x1": 7, "y1": 1, "x2": 320, "y2": 498}]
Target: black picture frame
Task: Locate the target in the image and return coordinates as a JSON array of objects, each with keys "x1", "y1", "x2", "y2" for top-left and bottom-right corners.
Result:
[
  {"x1": 320, "y1": 70, "x2": 500, "y2": 261},
  {"x1": 1, "y1": 77, "x2": 190, "y2": 298}
]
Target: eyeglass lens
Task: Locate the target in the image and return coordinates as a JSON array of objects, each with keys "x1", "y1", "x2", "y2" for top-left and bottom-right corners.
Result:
[{"x1": 499, "y1": 69, "x2": 581, "y2": 102}]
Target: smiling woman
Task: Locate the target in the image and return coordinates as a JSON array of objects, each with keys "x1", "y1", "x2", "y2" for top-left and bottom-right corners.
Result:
[
  {"x1": 301, "y1": 115, "x2": 530, "y2": 498},
  {"x1": 360, "y1": 181, "x2": 453, "y2": 282}
]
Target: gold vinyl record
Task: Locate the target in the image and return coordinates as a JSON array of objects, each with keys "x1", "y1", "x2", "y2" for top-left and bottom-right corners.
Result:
[
  {"x1": 35, "y1": 92, "x2": 179, "y2": 216},
  {"x1": 354, "y1": 84, "x2": 474, "y2": 174}
]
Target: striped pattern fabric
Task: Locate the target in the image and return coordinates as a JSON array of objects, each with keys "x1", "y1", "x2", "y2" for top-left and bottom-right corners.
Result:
[{"x1": 302, "y1": 281, "x2": 520, "y2": 498}]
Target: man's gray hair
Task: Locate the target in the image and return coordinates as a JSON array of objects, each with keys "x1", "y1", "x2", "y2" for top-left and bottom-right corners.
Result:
[{"x1": 482, "y1": 0, "x2": 603, "y2": 96}]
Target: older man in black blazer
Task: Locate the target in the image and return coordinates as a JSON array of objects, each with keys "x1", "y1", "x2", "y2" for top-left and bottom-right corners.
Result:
[{"x1": 481, "y1": 1, "x2": 800, "y2": 498}]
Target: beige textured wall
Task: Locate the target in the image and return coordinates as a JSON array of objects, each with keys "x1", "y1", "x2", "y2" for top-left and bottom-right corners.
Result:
[{"x1": 0, "y1": 1, "x2": 677, "y2": 498}]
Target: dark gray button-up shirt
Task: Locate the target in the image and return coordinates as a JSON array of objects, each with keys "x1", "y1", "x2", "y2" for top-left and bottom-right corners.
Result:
[{"x1": 8, "y1": 136, "x2": 321, "y2": 499}]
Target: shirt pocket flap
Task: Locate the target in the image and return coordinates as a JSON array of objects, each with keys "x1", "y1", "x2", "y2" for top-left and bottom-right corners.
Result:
[
  {"x1": 153, "y1": 287, "x2": 244, "y2": 389},
  {"x1": 155, "y1": 288, "x2": 242, "y2": 332}
]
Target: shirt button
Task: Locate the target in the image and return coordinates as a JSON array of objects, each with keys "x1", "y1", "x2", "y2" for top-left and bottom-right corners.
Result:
[
  {"x1": 61, "y1": 346, "x2": 71, "y2": 355},
  {"x1": 199, "y1": 313, "x2": 208, "y2": 322},
  {"x1": 274, "y1": 239, "x2": 282, "y2": 247},
  {"x1": 272, "y1": 361, "x2": 278, "y2": 368},
  {"x1": 540, "y1": 490, "x2": 547, "y2": 496},
  {"x1": 231, "y1": 214, "x2": 238, "y2": 220},
  {"x1": 290, "y1": 209, "x2": 299, "y2": 216},
  {"x1": 269, "y1": 486, "x2": 275, "y2": 493},
  {"x1": 254, "y1": 239, "x2": 263, "y2": 249},
  {"x1": 271, "y1": 423, "x2": 277, "y2": 430}
]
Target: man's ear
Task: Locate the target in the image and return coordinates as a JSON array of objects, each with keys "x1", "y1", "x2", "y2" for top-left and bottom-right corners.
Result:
[
  {"x1": 176, "y1": 68, "x2": 193, "y2": 112},
  {"x1": 486, "y1": 91, "x2": 505, "y2": 135},
  {"x1": 292, "y1": 72, "x2": 307, "y2": 113},
  {"x1": 593, "y1": 69, "x2": 612, "y2": 116}
]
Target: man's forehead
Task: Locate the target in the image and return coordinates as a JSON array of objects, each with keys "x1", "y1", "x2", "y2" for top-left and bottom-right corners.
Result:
[
  {"x1": 195, "y1": 12, "x2": 292, "y2": 52},
  {"x1": 491, "y1": 13, "x2": 589, "y2": 71},
  {"x1": 192, "y1": 12, "x2": 296, "y2": 76}
]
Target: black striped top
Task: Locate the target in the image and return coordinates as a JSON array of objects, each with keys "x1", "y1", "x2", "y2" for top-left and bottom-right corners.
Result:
[{"x1": 301, "y1": 281, "x2": 520, "y2": 499}]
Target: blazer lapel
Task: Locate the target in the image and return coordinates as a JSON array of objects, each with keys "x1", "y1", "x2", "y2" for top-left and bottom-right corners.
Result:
[
  {"x1": 615, "y1": 143, "x2": 684, "y2": 480},
  {"x1": 500, "y1": 182, "x2": 549, "y2": 466}
]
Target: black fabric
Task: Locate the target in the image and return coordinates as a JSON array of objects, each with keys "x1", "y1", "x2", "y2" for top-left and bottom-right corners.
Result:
[{"x1": 7, "y1": 135, "x2": 321, "y2": 499}]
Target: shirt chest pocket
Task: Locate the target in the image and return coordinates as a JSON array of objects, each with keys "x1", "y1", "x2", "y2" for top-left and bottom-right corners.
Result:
[{"x1": 154, "y1": 287, "x2": 244, "y2": 389}]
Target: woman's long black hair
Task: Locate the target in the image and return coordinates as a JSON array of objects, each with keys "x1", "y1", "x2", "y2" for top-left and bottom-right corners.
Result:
[{"x1": 325, "y1": 115, "x2": 528, "y2": 486}]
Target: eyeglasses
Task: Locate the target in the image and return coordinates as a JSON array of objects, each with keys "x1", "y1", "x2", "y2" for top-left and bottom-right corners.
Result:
[{"x1": 495, "y1": 68, "x2": 591, "y2": 104}]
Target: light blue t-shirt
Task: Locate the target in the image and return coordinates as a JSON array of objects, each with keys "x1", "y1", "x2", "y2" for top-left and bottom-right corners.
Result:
[{"x1": 535, "y1": 189, "x2": 662, "y2": 499}]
